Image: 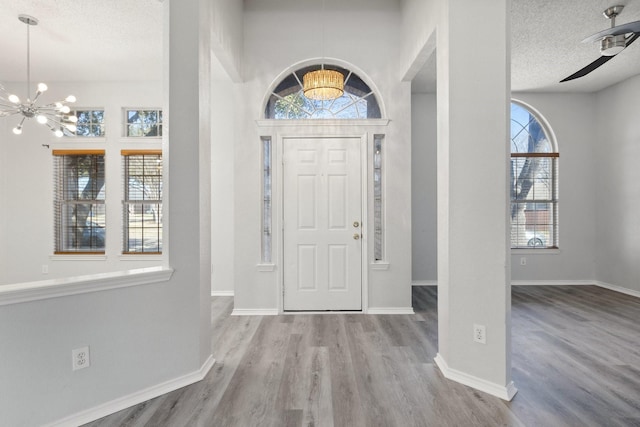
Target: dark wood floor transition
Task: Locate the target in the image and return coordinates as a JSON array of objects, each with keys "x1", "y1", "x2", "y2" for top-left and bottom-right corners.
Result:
[{"x1": 85, "y1": 286, "x2": 640, "y2": 427}]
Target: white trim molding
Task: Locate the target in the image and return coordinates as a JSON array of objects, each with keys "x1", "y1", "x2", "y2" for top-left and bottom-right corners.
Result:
[
  {"x1": 46, "y1": 355, "x2": 215, "y2": 427},
  {"x1": 257, "y1": 119, "x2": 390, "y2": 128},
  {"x1": 511, "y1": 279, "x2": 593, "y2": 286},
  {"x1": 371, "y1": 262, "x2": 390, "y2": 271},
  {"x1": 211, "y1": 290, "x2": 235, "y2": 297},
  {"x1": 412, "y1": 280, "x2": 437, "y2": 286},
  {"x1": 367, "y1": 307, "x2": 415, "y2": 315},
  {"x1": 594, "y1": 281, "x2": 640, "y2": 299},
  {"x1": 0, "y1": 266, "x2": 174, "y2": 306},
  {"x1": 231, "y1": 308, "x2": 279, "y2": 316},
  {"x1": 434, "y1": 353, "x2": 518, "y2": 401}
]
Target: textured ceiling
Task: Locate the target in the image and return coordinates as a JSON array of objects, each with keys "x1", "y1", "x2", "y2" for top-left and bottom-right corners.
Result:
[
  {"x1": 1, "y1": 0, "x2": 638, "y2": 93},
  {"x1": 413, "y1": 0, "x2": 640, "y2": 93},
  {"x1": 0, "y1": 0, "x2": 163, "y2": 83}
]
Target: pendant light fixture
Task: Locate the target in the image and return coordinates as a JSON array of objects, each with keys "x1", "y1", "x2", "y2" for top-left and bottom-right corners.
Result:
[
  {"x1": 302, "y1": 0, "x2": 344, "y2": 100},
  {"x1": 0, "y1": 14, "x2": 77, "y2": 137}
]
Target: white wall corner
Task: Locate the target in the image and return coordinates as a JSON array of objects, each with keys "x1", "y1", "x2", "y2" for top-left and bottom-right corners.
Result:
[
  {"x1": 46, "y1": 355, "x2": 215, "y2": 427},
  {"x1": 434, "y1": 353, "x2": 517, "y2": 401}
]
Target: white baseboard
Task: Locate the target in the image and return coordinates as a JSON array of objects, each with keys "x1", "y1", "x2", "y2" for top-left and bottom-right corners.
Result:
[
  {"x1": 411, "y1": 280, "x2": 437, "y2": 286},
  {"x1": 434, "y1": 353, "x2": 517, "y2": 401},
  {"x1": 211, "y1": 290, "x2": 234, "y2": 297},
  {"x1": 231, "y1": 308, "x2": 278, "y2": 316},
  {"x1": 511, "y1": 279, "x2": 593, "y2": 286},
  {"x1": 594, "y1": 281, "x2": 640, "y2": 299},
  {"x1": 47, "y1": 355, "x2": 215, "y2": 427},
  {"x1": 367, "y1": 307, "x2": 415, "y2": 315}
]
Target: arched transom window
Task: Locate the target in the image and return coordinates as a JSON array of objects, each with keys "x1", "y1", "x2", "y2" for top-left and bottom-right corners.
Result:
[
  {"x1": 264, "y1": 64, "x2": 381, "y2": 119},
  {"x1": 510, "y1": 101, "x2": 558, "y2": 249}
]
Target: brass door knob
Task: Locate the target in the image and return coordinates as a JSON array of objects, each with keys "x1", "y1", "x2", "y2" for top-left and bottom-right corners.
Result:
[
  {"x1": 353, "y1": 234, "x2": 360, "y2": 240},
  {"x1": 353, "y1": 221, "x2": 360, "y2": 228}
]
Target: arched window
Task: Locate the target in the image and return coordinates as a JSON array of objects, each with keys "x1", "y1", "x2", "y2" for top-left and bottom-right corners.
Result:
[
  {"x1": 264, "y1": 64, "x2": 381, "y2": 119},
  {"x1": 510, "y1": 101, "x2": 558, "y2": 249}
]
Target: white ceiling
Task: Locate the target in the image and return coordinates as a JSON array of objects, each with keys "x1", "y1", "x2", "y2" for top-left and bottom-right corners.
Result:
[
  {"x1": 0, "y1": 0, "x2": 638, "y2": 93},
  {"x1": 0, "y1": 0, "x2": 163, "y2": 83}
]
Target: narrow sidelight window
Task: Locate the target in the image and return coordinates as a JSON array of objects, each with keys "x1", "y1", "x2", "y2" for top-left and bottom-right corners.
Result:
[
  {"x1": 373, "y1": 134, "x2": 384, "y2": 261},
  {"x1": 261, "y1": 137, "x2": 272, "y2": 263}
]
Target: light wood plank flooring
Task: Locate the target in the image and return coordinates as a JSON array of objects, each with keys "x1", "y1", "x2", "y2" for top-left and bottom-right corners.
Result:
[{"x1": 84, "y1": 286, "x2": 640, "y2": 426}]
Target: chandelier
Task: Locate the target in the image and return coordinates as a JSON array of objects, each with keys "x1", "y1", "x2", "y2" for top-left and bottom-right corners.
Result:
[
  {"x1": 303, "y1": 67, "x2": 344, "y2": 100},
  {"x1": 0, "y1": 15, "x2": 77, "y2": 137}
]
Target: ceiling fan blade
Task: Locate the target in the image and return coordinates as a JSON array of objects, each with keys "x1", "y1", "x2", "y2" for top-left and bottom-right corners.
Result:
[
  {"x1": 560, "y1": 56, "x2": 615, "y2": 82},
  {"x1": 582, "y1": 20, "x2": 640, "y2": 43},
  {"x1": 560, "y1": 33, "x2": 639, "y2": 82}
]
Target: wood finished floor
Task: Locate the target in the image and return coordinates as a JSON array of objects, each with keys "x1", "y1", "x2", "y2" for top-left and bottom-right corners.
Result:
[{"x1": 84, "y1": 286, "x2": 640, "y2": 427}]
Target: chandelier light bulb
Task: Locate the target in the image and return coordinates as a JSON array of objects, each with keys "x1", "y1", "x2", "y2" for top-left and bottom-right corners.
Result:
[{"x1": 0, "y1": 15, "x2": 79, "y2": 137}]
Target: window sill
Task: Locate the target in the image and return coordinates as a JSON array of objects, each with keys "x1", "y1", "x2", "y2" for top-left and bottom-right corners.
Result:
[
  {"x1": 50, "y1": 254, "x2": 107, "y2": 261},
  {"x1": 119, "y1": 254, "x2": 163, "y2": 261},
  {"x1": 371, "y1": 262, "x2": 390, "y2": 270},
  {"x1": 0, "y1": 266, "x2": 174, "y2": 306},
  {"x1": 257, "y1": 263, "x2": 276, "y2": 272},
  {"x1": 511, "y1": 248, "x2": 561, "y2": 255}
]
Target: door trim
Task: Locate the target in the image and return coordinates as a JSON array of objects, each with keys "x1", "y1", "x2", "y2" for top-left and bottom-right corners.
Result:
[{"x1": 275, "y1": 133, "x2": 369, "y2": 313}]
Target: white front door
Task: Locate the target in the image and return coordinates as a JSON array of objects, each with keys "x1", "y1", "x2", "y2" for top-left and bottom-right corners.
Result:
[{"x1": 283, "y1": 137, "x2": 362, "y2": 311}]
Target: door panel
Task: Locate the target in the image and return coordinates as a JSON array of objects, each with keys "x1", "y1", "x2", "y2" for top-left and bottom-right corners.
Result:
[{"x1": 284, "y1": 137, "x2": 362, "y2": 311}]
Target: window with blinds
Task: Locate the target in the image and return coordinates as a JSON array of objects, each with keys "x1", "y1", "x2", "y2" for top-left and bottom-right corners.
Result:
[
  {"x1": 510, "y1": 101, "x2": 559, "y2": 249},
  {"x1": 53, "y1": 150, "x2": 106, "y2": 253},
  {"x1": 122, "y1": 151, "x2": 163, "y2": 254}
]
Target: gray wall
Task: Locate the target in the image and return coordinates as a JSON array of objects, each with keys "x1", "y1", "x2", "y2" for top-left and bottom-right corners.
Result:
[
  {"x1": 0, "y1": 2, "x2": 211, "y2": 425},
  {"x1": 411, "y1": 92, "x2": 599, "y2": 284},
  {"x1": 595, "y1": 75, "x2": 640, "y2": 293},
  {"x1": 411, "y1": 93, "x2": 437, "y2": 281}
]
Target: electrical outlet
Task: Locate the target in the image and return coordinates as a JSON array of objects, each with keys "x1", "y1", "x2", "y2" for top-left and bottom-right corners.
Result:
[
  {"x1": 42, "y1": 265, "x2": 48, "y2": 274},
  {"x1": 473, "y1": 324, "x2": 486, "y2": 344},
  {"x1": 520, "y1": 257, "x2": 527, "y2": 266},
  {"x1": 72, "y1": 346, "x2": 90, "y2": 371}
]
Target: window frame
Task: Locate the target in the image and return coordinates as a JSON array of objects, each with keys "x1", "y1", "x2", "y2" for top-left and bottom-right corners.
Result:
[
  {"x1": 264, "y1": 64, "x2": 382, "y2": 120},
  {"x1": 66, "y1": 108, "x2": 106, "y2": 138},
  {"x1": 121, "y1": 149, "x2": 163, "y2": 255},
  {"x1": 123, "y1": 108, "x2": 163, "y2": 138},
  {"x1": 53, "y1": 149, "x2": 106, "y2": 254},
  {"x1": 510, "y1": 100, "x2": 559, "y2": 250}
]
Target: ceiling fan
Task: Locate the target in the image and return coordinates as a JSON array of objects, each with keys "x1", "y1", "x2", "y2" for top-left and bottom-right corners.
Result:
[{"x1": 560, "y1": 5, "x2": 640, "y2": 82}]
